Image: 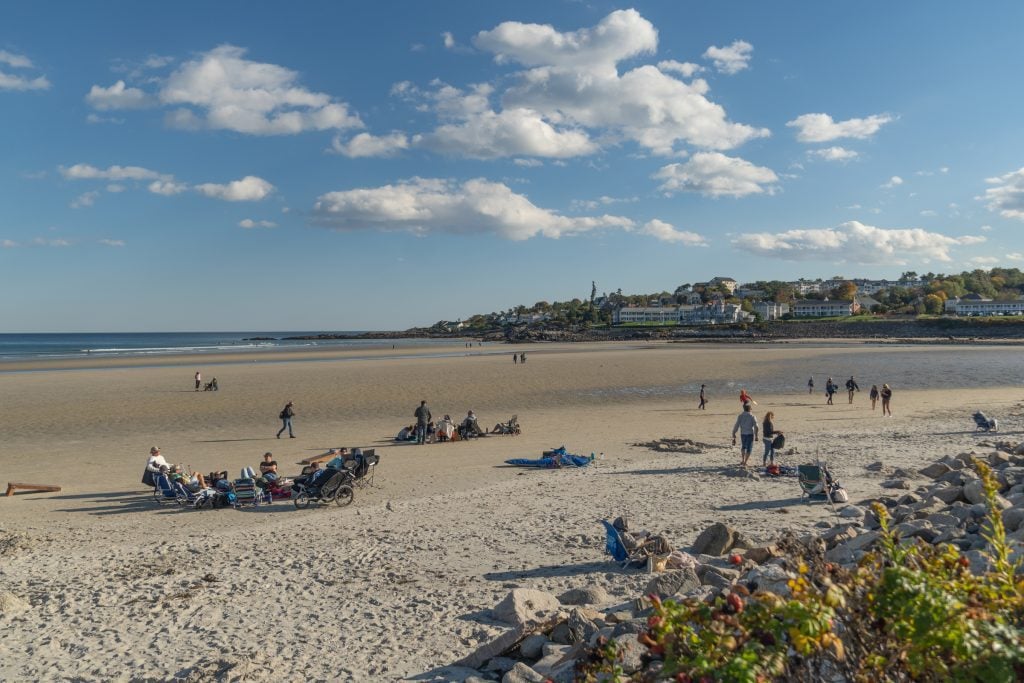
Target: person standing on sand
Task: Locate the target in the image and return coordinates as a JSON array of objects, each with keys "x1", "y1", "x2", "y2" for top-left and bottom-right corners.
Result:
[
  {"x1": 846, "y1": 376, "x2": 860, "y2": 404},
  {"x1": 513, "y1": 353, "x2": 517, "y2": 364},
  {"x1": 520, "y1": 352, "x2": 526, "y2": 364},
  {"x1": 762, "y1": 411, "x2": 782, "y2": 466},
  {"x1": 276, "y1": 401, "x2": 296, "y2": 438},
  {"x1": 195, "y1": 370, "x2": 202, "y2": 391},
  {"x1": 414, "y1": 400, "x2": 432, "y2": 445},
  {"x1": 698, "y1": 384, "x2": 707, "y2": 410},
  {"x1": 825, "y1": 377, "x2": 835, "y2": 405},
  {"x1": 731, "y1": 402, "x2": 759, "y2": 467},
  {"x1": 880, "y1": 384, "x2": 893, "y2": 416},
  {"x1": 869, "y1": 384, "x2": 880, "y2": 410},
  {"x1": 808, "y1": 376, "x2": 814, "y2": 394}
]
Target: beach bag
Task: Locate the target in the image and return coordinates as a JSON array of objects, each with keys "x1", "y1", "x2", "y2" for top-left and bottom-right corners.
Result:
[
  {"x1": 831, "y1": 486, "x2": 849, "y2": 503},
  {"x1": 279, "y1": 409, "x2": 288, "y2": 419},
  {"x1": 771, "y1": 434, "x2": 786, "y2": 450},
  {"x1": 141, "y1": 468, "x2": 156, "y2": 487}
]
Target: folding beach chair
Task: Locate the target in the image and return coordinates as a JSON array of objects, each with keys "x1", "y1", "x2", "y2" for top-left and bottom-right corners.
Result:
[
  {"x1": 152, "y1": 472, "x2": 183, "y2": 506},
  {"x1": 232, "y1": 475, "x2": 269, "y2": 508},
  {"x1": 600, "y1": 519, "x2": 654, "y2": 568},
  {"x1": 798, "y1": 461, "x2": 835, "y2": 505}
]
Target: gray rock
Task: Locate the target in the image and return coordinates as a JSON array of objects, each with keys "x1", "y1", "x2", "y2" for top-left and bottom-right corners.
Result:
[
  {"x1": 894, "y1": 520, "x2": 937, "y2": 543},
  {"x1": 843, "y1": 530, "x2": 882, "y2": 553},
  {"x1": 731, "y1": 531, "x2": 755, "y2": 550},
  {"x1": 691, "y1": 522, "x2": 736, "y2": 556},
  {"x1": 612, "y1": 633, "x2": 647, "y2": 674},
  {"x1": 645, "y1": 567, "x2": 700, "y2": 598},
  {"x1": 963, "y1": 549, "x2": 993, "y2": 576},
  {"x1": 550, "y1": 622, "x2": 572, "y2": 646},
  {"x1": 926, "y1": 513, "x2": 961, "y2": 529},
  {"x1": 930, "y1": 485, "x2": 964, "y2": 504},
  {"x1": 892, "y1": 468, "x2": 915, "y2": 479},
  {"x1": 742, "y1": 564, "x2": 794, "y2": 597},
  {"x1": 919, "y1": 462, "x2": 953, "y2": 479},
  {"x1": 518, "y1": 634, "x2": 548, "y2": 660},
  {"x1": 700, "y1": 571, "x2": 733, "y2": 590},
  {"x1": 963, "y1": 479, "x2": 987, "y2": 505},
  {"x1": 865, "y1": 460, "x2": 886, "y2": 471},
  {"x1": 989, "y1": 451, "x2": 1012, "y2": 468},
  {"x1": 457, "y1": 621, "x2": 558, "y2": 670},
  {"x1": 896, "y1": 492, "x2": 921, "y2": 506},
  {"x1": 744, "y1": 544, "x2": 781, "y2": 563},
  {"x1": 1003, "y1": 508, "x2": 1024, "y2": 533},
  {"x1": 0, "y1": 592, "x2": 29, "y2": 615},
  {"x1": 610, "y1": 619, "x2": 645, "y2": 638},
  {"x1": 881, "y1": 479, "x2": 911, "y2": 490},
  {"x1": 936, "y1": 470, "x2": 968, "y2": 486},
  {"x1": 557, "y1": 585, "x2": 609, "y2": 606},
  {"x1": 485, "y1": 657, "x2": 519, "y2": 675},
  {"x1": 565, "y1": 608, "x2": 598, "y2": 644},
  {"x1": 503, "y1": 662, "x2": 546, "y2": 683},
  {"x1": 821, "y1": 524, "x2": 859, "y2": 548},
  {"x1": 824, "y1": 544, "x2": 855, "y2": 564},
  {"x1": 998, "y1": 467, "x2": 1024, "y2": 489},
  {"x1": 492, "y1": 589, "x2": 562, "y2": 627},
  {"x1": 839, "y1": 505, "x2": 866, "y2": 519}
]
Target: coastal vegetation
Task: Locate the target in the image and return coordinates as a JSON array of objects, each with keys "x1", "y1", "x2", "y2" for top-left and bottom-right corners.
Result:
[{"x1": 577, "y1": 462, "x2": 1024, "y2": 682}]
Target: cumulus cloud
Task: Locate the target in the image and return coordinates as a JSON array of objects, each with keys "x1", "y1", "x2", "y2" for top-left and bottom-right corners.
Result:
[
  {"x1": 786, "y1": 113, "x2": 894, "y2": 143},
  {"x1": 657, "y1": 60, "x2": 703, "y2": 78},
  {"x1": 195, "y1": 176, "x2": 275, "y2": 201},
  {"x1": 967, "y1": 256, "x2": 1000, "y2": 266},
  {"x1": 61, "y1": 163, "x2": 169, "y2": 181},
  {"x1": 809, "y1": 146, "x2": 858, "y2": 162},
  {"x1": 702, "y1": 40, "x2": 753, "y2": 75},
  {"x1": 148, "y1": 180, "x2": 189, "y2": 195},
  {"x1": 653, "y1": 152, "x2": 778, "y2": 197},
  {"x1": 99, "y1": 239, "x2": 125, "y2": 247},
  {"x1": 311, "y1": 177, "x2": 638, "y2": 241},
  {"x1": 731, "y1": 220, "x2": 985, "y2": 264},
  {"x1": 330, "y1": 132, "x2": 410, "y2": 158},
  {"x1": 419, "y1": 106, "x2": 597, "y2": 159},
  {"x1": 513, "y1": 158, "x2": 543, "y2": 167},
  {"x1": 449, "y1": 10, "x2": 769, "y2": 156},
  {"x1": 70, "y1": 191, "x2": 100, "y2": 208},
  {"x1": 239, "y1": 218, "x2": 276, "y2": 229},
  {"x1": 0, "y1": 50, "x2": 50, "y2": 91},
  {"x1": 442, "y1": 32, "x2": 456, "y2": 49},
  {"x1": 980, "y1": 166, "x2": 1024, "y2": 220},
  {"x1": 149, "y1": 45, "x2": 362, "y2": 135},
  {"x1": 638, "y1": 219, "x2": 707, "y2": 245},
  {"x1": 2, "y1": 239, "x2": 18, "y2": 248},
  {"x1": 881, "y1": 175, "x2": 904, "y2": 189},
  {"x1": 86, "y1": 80, "x2": 154, "y2": 110}
]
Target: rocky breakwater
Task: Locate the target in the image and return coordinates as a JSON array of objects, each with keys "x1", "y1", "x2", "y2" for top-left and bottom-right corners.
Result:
[{"x1": 425, "y1": 445, "x2": 1024, "y2": 682}]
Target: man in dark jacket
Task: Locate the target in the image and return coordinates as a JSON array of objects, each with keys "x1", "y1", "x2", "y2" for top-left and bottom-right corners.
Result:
[
  {"x1": 845, "y1": 376, "x2": 860, "y2": 404},
  {"x1": 276, "y1": 401, "x2": 296, "y2": 438},
  {"x1": 414, "y1": 400, "x2": 432, "y2": 445}
]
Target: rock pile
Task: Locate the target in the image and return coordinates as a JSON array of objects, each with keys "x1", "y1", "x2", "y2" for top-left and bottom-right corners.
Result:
[{"x1": 431, "y1": 444, "x2": 1024, "y2": 682}]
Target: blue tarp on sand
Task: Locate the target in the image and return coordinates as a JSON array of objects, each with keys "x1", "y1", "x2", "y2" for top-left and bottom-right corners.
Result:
[{"x1": 505, "y1": 446, "x2": 592, "y2": 469}]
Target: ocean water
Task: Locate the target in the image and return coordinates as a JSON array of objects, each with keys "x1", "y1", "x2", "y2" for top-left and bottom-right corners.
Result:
[{"x1": 0, "y1": 332, "x2": 455, "y2": 362}]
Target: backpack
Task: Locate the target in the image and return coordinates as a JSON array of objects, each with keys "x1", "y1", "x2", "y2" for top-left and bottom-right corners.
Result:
[
  {"x1": 772, "y1": 434, "x2": 786, "y2": 450},
  {"x1": 279, "y1": 408, "x2": 288, "y2": 419}
]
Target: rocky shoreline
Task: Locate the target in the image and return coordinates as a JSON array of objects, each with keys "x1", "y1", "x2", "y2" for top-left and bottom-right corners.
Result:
[{"x1": 421, "y1": 443, "x2": 1024, "y2": 682}]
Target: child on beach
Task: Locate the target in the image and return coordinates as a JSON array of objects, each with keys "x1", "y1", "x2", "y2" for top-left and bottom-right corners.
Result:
[
  {"x1": 762, "y1": 411, "x2": 781, "y2": 466},
  {"x1": 869, "y1": 384, "x2": 880, "y2": 410},
  {"x1": 880, "y1": 384, "x2": 893, "y2": 416}
]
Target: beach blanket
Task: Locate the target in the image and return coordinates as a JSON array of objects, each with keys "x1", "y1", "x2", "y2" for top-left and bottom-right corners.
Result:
[{"x1": 505, "y1": 451, "x2": 592, "y2": 468}]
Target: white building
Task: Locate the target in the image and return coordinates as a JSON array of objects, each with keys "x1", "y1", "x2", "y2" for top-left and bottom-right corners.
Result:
[
  {"x1": 753, "y1": 301, "x2": 790, "y2": 320},
  {"x1": 613, "y1": 302, "x2": 750, "y2": 325},
  {"x1": 792, "y1": 298, "x2": 860, "y2": 317},
  {"x1": 944, "y1": 297, "x2": 1024, "y2": 316}
]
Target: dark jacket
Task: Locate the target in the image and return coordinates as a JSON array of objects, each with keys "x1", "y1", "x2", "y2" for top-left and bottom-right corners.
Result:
[{"x1": 414, "y1": 404, "x2": 432, "y2": 425}]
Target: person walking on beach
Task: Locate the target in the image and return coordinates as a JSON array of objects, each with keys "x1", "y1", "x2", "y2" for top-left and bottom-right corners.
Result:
[
  {"x1": 739, "y1": 388, "x2": 755, "y2": 406},
  {"x1": 762, "y1": 411, "x2": 782, "y2": 466},
  {"x1": 520, "y1": 352, "x2": 526, "y2": 364},
  {"x1": 825, "y1": 377, "x2": 836, "y2": 405},
  {"x1": 698, "y1": 384, "x2": 707, "y2": 410},
  {"x1": 194, "y1": 370, "x2": 202, "y2": 392},
  {"x1": 808, "y1": 376, "x2": 814, "y2": 394},
  {"x1": 880, "y1": 384, "x2": 893, "y2": 416},
  {"x1": 731, "y1": 402, "x2": 759, "y2": 468},
  {"x1": 845, "y1": 376, "x2": 860, "y2": 404},
  {"x1": 276, "y1": 401, "x2": 296, "y2": 438},
  {"x1": 513, "y1": 352, "x2": 517, "y2": 365},
  {"x1": 869, "y1": 384, "x2": 880, "y2": 410},
  {"x1": 414, "y1": 400, "x2": 432, "y2": 445}
]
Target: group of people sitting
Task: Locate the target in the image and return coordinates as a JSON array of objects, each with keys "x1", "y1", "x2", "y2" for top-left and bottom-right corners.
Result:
[
  {"x1": 143, "y1": 447, "x2": 293, "y2": 495},
  {"x1": 395, "y1": 410, "x2": 504, "y2": 443}
]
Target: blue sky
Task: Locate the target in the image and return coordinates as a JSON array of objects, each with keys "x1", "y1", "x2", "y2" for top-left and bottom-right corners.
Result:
[{"x1": 3, "y1": 1, "x2": 1024, "y2": 331}]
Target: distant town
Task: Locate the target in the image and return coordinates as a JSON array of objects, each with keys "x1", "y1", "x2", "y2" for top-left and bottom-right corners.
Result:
[{"x1": 431, "y1": 268, "x2": 1024, "y2": 332}]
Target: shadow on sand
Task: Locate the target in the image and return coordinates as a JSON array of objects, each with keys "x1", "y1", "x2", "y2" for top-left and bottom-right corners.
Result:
[{"x1": 483, "y1": 559, "x2": 624, "y2": 582}]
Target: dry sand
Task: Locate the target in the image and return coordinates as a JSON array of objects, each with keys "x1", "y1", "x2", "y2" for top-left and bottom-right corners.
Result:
[{"x1": 1, "y1": 342, "x2": 1022, "y2": 680}]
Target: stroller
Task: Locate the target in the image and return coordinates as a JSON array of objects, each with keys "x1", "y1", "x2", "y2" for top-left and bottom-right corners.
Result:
[
  {"x1": 973, "y1": 411, "x2": 998, "y2": 432},
  {"x1": 292, "y1": 460, "x2": 354, "y2": 509}
]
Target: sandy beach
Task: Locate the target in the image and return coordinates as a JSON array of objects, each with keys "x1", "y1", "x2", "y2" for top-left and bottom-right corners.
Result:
[{"x1": 1, "y1": 341, "x2": 1022, "y2": 681}]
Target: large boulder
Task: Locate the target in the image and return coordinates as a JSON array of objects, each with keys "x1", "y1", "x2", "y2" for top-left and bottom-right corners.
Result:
[
  {"x1": 930, "y1": 485, "x2": 964, "y2": 504},
  {"x1": 557, "y1": 585, "x2": 609, "y2": 606},
  {"x1": 919, "y1": 462, "x2": 953, "y2": 479},
  {"x1": 645, "y1": 567, "x2": 700, "y2": 598},
  {"x1": 518, "y1": 634, "x2": 548, "y2": 660},
  {"x1": 503, "y1": 663, "x2": 546, "y2": 683},
  {"x1": 741, "y1": 564, "x2": 794, "y2": 597},
  {"x1": 691, "y1": 523, "x2": 736, "y2": 556},
  {"x1": 1003, "y1": 508, "x2": 1024, "y2": 533},
  {"x1": 492, "y1": 589, "x2": 562, "y2": 627}
]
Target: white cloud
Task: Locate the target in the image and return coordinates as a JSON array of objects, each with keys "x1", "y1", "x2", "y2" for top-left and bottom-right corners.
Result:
[
  {"x1": 195, "y1": 175, "x2": 275, "y2": 201},
  {"x1": 33, "y1": 237, "x2": 71, "y2": 247},
  {"x1": 980, "y1": 225, "x2": 993, "y2": 231},
  {"x1": 920, "y1": 209, "x2": 938, "y2": 217},
  {"x1": 61, "y1": 163, "x2": 168, "y2": 181},
  {"x1": 1007, "y1": 252, "x2": 1023, "y2": 261},
  {"x1": 881, "y1": 175, "x2": 904, "y2": 189},
  {"x1": 442, "y1": 32, "x2": 455, "y2": 49},
  {"x1": 330, "y1": 132, "x2": 410, "y2": 158},
  {"x1": 702, "y1": 40, "x2": 753, "y2": 75},
  {"x1": 845, "y1": 204, "x2": 862, "y2": 210},
  {"x1": 657, "y1": 60, "x2": 703, "y2": 78},
  {"x1": 86, "y1": 113, "x2": 125, "y2": 125},
  {"x1": 654, "y1": 152, "x2": 778, "y2": 197},
  {"x1": 786, "y1": 113, "x2": 894, "y2": 143},
  {"x1": 0, "y1": 51, "x2": 33, "y2": 69},
  {"x1": 239, "y1": 218, "x2": 276, "y2": 229},
  {"x1": 86, "y1": 80, "x2": 154, "y2": 110},
  {"x1": 70, "y1": 191, "x2": 99, "y2": 208},
  {"x1": 148, "y1": 180, "x2": 189, "y2": 195},
  {"x1": 159, "y1": 45, "x2": 362, "y2": 135},
  {"x1": 461, "y1": 10, "x2": 768, "y2": 156},
  {"x1": 732, "y1": 220, "x2": 985, "y2": 264},
  {"x1": 513, "y1": 158, "x2": 543, "y2": 167},
  {"x1": 638, "y1": 219, "x2": 707, "y2": 245},
  {"x1": 570, "y1": 195, "x2": 638, "y2": 211},
  {"x1": 809, "y1": 146, "x2": 858, "y2": 162},
  {"x1": 312, "y1": 177, "x2": 637, "y2": 241},
  {"x1": 419, "y1": 106, "x2": 597, "y2": 159},
  {"x1": 980, "y1": 166, "x2": 1024, "y2": 221},
  {"x1": 2, "y1": 239, "x2": 18, "y2": 248},
  {"x1": 968, "y1": 256, "x2": 1000, "y2": 266},
  {"x1": 99, "y1": 239, "x2": 125, "y2": 247},
  {"x1": 0, "y1": 51, "x2": 50, "y2": 91},
  {"x1": 106, "y1": 184, "x2": 125, "y2": 193}
]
